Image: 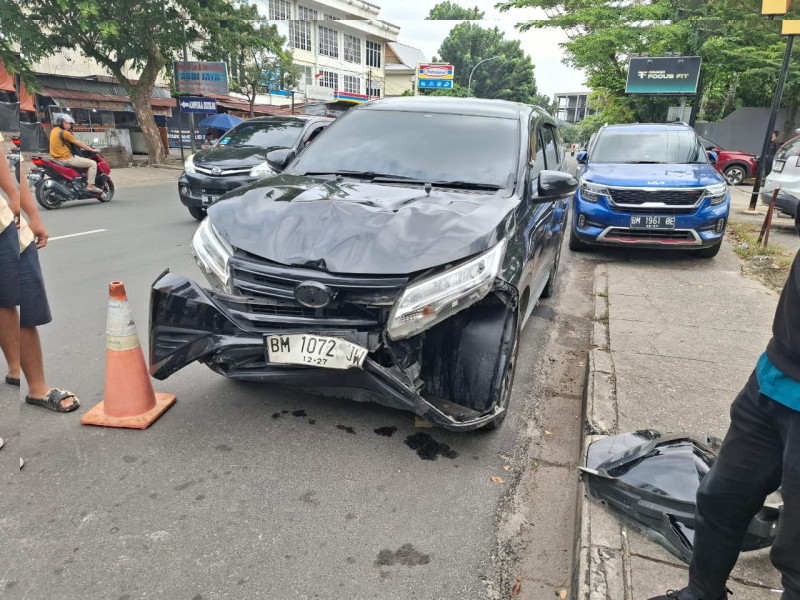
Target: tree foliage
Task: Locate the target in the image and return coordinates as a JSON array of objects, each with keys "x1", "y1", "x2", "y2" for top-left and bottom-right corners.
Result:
[
  {"x1": 426, "y1": 2, "x2": 485, "y2": 20},
  {"x1": 496, "y1": 0, "x2": 800, "y2": 134}
]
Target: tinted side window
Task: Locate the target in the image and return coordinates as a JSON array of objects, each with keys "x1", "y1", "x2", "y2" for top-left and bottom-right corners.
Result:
[
  {"x1": 542, "y1": 125, "x2": 560, "y2": 169},
  {"x1": 530, "y1": 126, "x2": 546, "y2": 178}
]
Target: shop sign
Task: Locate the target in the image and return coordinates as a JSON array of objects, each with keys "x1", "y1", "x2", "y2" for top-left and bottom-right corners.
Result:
[{"x1": 174, "y1": 61, "x2": 229, "y2": 95}]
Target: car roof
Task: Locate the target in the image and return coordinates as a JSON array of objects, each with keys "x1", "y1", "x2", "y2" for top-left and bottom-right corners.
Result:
[
  {"x1": 358, "y1": 96, "x2": 550, "y2": 121},
  {"x1": 601, "y1": 123, "x2": 695, "y2": 133},
  {"x1": 243, "y1": 115, "x2": 333, "y2": 124}
]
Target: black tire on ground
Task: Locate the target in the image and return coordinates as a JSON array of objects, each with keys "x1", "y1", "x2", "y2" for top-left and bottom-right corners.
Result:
[
  {"x1": 723, "y1": 164, "x2": 747, "y2": 186},
  {"x1": 482, "y1": 322, "x2": 520, "y2": 431},
  {"x1": 693, "y1": 240, "x2": 722, "y2": 259},
  {"x1": 188, "y1": 206, "x2": 207, "y2": 221},
  {"x1": 568, "y1": 225, "x2": 590, "y2": 252},
  {"x1": 97, "y1": 179, "x2": 114, "y2": 202},
  {"x1": 34, "y1": 180, "x2": 62, "y2": 210},
  {"x1": 541, "y1": 244, "x2": 562, "y2": 298}
]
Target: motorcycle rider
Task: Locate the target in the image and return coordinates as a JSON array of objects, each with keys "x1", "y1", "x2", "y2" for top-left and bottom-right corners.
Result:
[{"x1": 49, "y1": 114, "x2": 101, "y2": 192}]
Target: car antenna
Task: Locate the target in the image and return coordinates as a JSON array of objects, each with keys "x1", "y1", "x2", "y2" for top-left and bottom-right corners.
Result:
[{"x1": 424, "y1": 182, "x2": 432, "y2": 196}]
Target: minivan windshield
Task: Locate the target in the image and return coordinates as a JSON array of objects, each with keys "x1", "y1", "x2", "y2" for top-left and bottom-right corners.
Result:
[
  {"x1": 289, "y1": 109, "x2": 519, "y2": 187},
  {"x1": 217, "y1": 120, "x2": 304, "y2": 149},
  {"x1": 591, "y1": 129, "x2": 707, "y2": 164}
]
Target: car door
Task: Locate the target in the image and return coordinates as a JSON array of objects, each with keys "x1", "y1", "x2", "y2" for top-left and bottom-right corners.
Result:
[{"x1": 527, "y1": 122, "x2": 560, "y2": 296}]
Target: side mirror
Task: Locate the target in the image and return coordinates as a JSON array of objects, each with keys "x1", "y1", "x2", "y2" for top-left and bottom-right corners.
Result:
[
  {"x1": 707, "y1": 151, "x2": 718, "y2": 164},
  {"x1": 92, "y1": 137, "x2": 100, "y2": 144},
  {"x1": 576, "y1": 151, "x2": 588, "y2": 164},
  {"x1": 536, "y1": 169, "x2": 579, "y2": 200},
  {"x1": 266, "y1": 147, "x2": 296, "y2": 172}
]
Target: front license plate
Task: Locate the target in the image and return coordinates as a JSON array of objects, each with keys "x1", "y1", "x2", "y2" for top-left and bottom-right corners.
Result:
[
  {"x1": 202, "y1": 195, "x2": 219, "y2": 206},
  {"x1": 630, "y1": 215, "x2": 676, "y2": 229},
  {"x1": 266, "y1": 334, "x2": 368, "y2": 370}
]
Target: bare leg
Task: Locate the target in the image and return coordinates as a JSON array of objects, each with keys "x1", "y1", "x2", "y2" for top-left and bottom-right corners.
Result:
[
  {"x1": 0, "y1": 307, "x2": 20, "y2": 380},
  {"x1": 20, "y1": 326, "x2": 75, "y2": 409}
]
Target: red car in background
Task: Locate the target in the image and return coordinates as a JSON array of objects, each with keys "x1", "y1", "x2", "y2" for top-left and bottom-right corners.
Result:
[{"x1": 699, "y1": 136, "x2": 759, "y2": 186}]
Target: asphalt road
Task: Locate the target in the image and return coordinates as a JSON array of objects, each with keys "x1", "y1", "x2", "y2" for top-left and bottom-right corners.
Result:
[{"x1": 5, "y1": 182, "x2": 592, "y2": 599}]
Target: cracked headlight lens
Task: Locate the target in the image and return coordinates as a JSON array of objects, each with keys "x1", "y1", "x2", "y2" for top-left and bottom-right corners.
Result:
[
  {"x1": 191, "y1": 218, "x2": 234, "y2": 292},
  {"x1": 387, "y1": 241, "x2": 507, "y2": 340}
]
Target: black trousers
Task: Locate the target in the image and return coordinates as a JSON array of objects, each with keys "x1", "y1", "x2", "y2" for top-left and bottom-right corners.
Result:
[{"x1": 689, "y1": 371, "x2": 800, "y2": 600}]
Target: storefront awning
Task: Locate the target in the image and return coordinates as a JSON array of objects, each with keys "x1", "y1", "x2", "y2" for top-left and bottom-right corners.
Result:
[
  {"x1": 0, "y1": 60, "x2": 16, "y2": 93},
  {"x1": 38, "y1": 88, "x2": 176, "y2": 115},
  {"x1": 206, "y1": 94, "x2": 292, "y2": 116}
]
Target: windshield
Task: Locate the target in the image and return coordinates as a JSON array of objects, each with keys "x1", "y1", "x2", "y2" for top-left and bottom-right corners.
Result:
[
  {"x1": 776, "y1": 137, "x2": 800, "y2": 160},
  {"x1": 289, "y1": 109, "x2": 519, "y2": 187},
  {"x1": 591, "y1": 130, "x2": 707, "y2": 164},
  {"x1": 217, "y1": 120, "x2": 304, "y2": 149}
]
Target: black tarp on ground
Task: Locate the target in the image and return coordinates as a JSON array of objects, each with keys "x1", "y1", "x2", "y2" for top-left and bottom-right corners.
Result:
[
  {"x1": 0, "y1": 101, "x2": 19, "y2": 131},
  {"x1": 19, "y1": 121, "x2": 48, "y2": 152}
]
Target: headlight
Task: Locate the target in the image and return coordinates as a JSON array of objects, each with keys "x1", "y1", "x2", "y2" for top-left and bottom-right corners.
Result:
[
  {"x1": 579, "y1": 181, "x2": 609, "y2": 203},
  {"x1": 387, "y1": 241, "x2": 507, "y2": 340},
  {"x1": 184, "y1": 154, "x2": 196, "y2": 175},
  {"x1": 704, "y1": 182, "x2": 728, "y2": 206},
  {"x1": 249, "y1": 161, "x2": 275, "y2": 177},
  {"x1": 191, "y1": 218, "x2": 234, "y2": 292}
]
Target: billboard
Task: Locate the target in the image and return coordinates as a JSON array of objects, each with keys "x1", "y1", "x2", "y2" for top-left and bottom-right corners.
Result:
[
  {"x1": 418, "y1": 64, "x2": 454, "y2": 89},
  {"x1": 625, "y1": 57, "x2": 702, "y2": 95},
  {"x1": 174, "y1": 61, "x2": 229, "y2": 95}
]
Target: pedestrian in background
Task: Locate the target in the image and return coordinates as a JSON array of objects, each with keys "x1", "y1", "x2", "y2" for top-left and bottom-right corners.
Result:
[
  {"x1": 648, "y1": 235, "x2": 800, "y2": 598},
  {"x1": 0, "y1": 135, "x2": 80, "y2": 413},
  {"x1": 765, "y1": 130, "x2": 780, "y2": 177}
]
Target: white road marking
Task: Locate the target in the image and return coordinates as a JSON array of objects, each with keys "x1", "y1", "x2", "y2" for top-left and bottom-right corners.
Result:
[{"x1": 49, "y1": 229, "x2": 107, "y2": 241}]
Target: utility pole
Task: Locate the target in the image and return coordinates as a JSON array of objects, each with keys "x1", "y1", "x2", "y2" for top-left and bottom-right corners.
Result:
[{"x1": 748, "y1": 10, "x2": 798, "y2": 210}]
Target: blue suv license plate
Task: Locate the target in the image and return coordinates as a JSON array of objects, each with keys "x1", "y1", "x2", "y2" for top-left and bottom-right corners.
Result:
[{"x1": 630, "y1": 216, "x2": 675, "y2": 229}]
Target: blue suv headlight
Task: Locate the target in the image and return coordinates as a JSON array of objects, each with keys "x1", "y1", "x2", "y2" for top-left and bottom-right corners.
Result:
[
  {"x1": 704, "y1": 183, "x2": 728, "y2": 205},
  {"x1": 580, "y1": 181, "x2": 610, "y2": 203}
]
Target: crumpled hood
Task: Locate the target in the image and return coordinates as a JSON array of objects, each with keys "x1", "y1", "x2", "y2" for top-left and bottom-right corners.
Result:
[
  {"x1": 208, "y1": 174, "x2": 515, "y2": 275},
  {"x1": 194, "y1": 146, "x2": 270, "y2": 169},
  {"x1": 582, "y1": 163, "x2": 724, "y2": 188}
]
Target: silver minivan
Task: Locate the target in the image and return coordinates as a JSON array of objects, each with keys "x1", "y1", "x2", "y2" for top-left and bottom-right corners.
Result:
[{"x1": 762, "y1": 135, "x2": 800, "y2": 219}]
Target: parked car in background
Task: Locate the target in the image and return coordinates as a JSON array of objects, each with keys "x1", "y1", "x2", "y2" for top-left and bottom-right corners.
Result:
[
  {"x1": 151, "y1": 97, "x2": 579, "y2": 431},
  {"x1": 698, "y1": 136, "x2": 759, "y2": 186},
  {"x1": 178, "y1": 115, "x2": 333, "y2": 220},
  {"x1": 571, "y1": 123, "x2": 730, "y2": 258},
  {"x1": 761, "y1": 134, "x2": 800, "y2": 219}
]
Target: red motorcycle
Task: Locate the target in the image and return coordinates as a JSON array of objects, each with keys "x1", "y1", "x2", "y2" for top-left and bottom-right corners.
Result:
[
  {"x1": 27, "y1": 140, "x2": 114, "y2": 209},
  {"x1": 5, "y1": 135, "x2": 20, "y2": 183}
]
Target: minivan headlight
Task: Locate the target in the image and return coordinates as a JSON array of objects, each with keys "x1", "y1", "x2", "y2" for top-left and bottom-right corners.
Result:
[
  {"x1": 191, "y1": 218, "x2": 234, "y2": 292},
  {"x1": 249, "y1": 161, "x2": 276, "y2": 177},
  {"x1": 386, "y1": 241, "x2": 507, "y2": 340},
  {"x1": 184, "y1": 153, "x2": 197, "y2": 175},
  {"x1": 580, "y1": 181, "x2": 609, "y2": 203},
  {"x1": 704, "y1": 182, "x2": 728, "y2": 205}
]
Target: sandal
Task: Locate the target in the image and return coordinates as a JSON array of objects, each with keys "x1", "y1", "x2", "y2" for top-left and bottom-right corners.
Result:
[
  {"x1": 25, "y1": 388, "x2": 80, "y2": 413},
  {"x1": 5, "y1": 375, "x2": 20, "y2": 386}
]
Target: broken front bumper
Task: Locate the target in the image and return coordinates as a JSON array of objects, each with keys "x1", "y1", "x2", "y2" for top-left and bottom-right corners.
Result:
[{"x1": 149, "y1": 268, "x2": 518, "y2": 431}]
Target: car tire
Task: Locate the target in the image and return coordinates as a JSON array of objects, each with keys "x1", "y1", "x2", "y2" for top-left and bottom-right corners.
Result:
[
  {"x1": 723, "y1": 165, "x2": 747, "y2": 186},
  {"x1": 482, "y1": 319, "x2": 520, "y2": 431},
  {"x1": 541, "y1": 244, "x2": 563, "y2": 299},
  {"x1": 188, "y1": 206, "x2": 207, "y2": 221},
  {"x1": 568, "y1": 225, "x2": 590, "y2": 252},
  {"x1": 693, "y1": 240, "x2": 722, "y2": 259}
]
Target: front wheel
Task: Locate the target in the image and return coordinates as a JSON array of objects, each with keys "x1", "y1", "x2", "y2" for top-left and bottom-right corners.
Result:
[
  {"x1": 568, "y1": 225, "x2": 590, "y2": 252},
  {"x1": 34, "y1": 180, "x2": 63, "y2": 210},
  {"x1": 693, "y1": 240, "x2": 722, "y2": 259},
  {"x1": 97, "y1": 179, "x2": 114, "y2": 202},
  {"x1": 723, "y1": 165, "x2": 746, "y2": 186},
  {"x1": 188, "y1": 206, "x2": 207, "y2": 221}
]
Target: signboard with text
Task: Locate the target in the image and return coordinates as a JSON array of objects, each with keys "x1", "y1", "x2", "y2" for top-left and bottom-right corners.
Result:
[
  {"x1": 178, "y1": 96, "x2": 217, "y2": 113},
  {"x1": 417, "y1": 64, "x2": 454, "y2": 89},
  {"x1": 174, "y1": 61, "x2": 229, "y2": 95},
  {"x1": 625, "y1": 56, "x2": 702, "y2": 95}
]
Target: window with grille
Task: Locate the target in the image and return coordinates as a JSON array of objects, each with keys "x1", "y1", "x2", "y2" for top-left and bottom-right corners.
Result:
[
  {"x1": 268, "y1": 0, "x2": 290, "y2": 20},
  {"x1": 343, "y1": 34, "x2": 361, "y2": 64},
  {"x1": 290, "y1": 21, "x2": 311, "y2": 51},
  {"x1": 320, "y1": 71, "x2": 338, "y2": 89},
  {"x1": 343, "y1": 76, "x2": 360, "y2": 94},
  {"x1": 298, "y1": 5, "x2": 317, "y2": 20},
  {"x1": 366, "y1": 86, "x2": 381, "y2": 98},
  {"x1": 297, "y1": 65, "x2": 313, "y2": 88},
  {"x1": 324, "y1": 14, "x2": 340, "y2": 20},
  {"x1": 319, "y1": 25, "x2": 338, "y2": 58},
  {"x1": 366, "y1": 41, "x2": 381, "y2": 68}
]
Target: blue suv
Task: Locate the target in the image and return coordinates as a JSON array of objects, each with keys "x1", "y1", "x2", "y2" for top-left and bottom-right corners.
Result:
[{"x1": 570, "y1": 123, "x2": 730, "y2": 258}]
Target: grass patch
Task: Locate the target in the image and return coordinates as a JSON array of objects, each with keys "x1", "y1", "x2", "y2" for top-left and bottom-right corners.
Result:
[{"x1": 726, "y1": 220, "x2": 793, "y2": 291}]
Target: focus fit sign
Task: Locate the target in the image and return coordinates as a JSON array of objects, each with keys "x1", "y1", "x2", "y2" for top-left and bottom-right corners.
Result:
[
  {"x1": 625, "y1": 56, "x2": 702, "y2": 95},
  {"x1": 174, "y1": 61, "x2": 229, "y2": 95}
]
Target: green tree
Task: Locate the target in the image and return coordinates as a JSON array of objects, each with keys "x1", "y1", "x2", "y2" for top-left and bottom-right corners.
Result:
[
  {"x1": 21, "y1": 0, "x2": 269, "y2": 164},
  {"x1": 427, "y1": 2, "x2": 484, "y2": 20}
]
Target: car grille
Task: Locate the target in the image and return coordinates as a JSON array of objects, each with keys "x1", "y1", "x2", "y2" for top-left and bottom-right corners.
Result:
[
  {"x1": 221, "y1": 252, "x2": 408, "y2": 332},
  {"x1": 608, "y1": 188, "x2": 705, "y2": 207},
  {"x1": 195, "y1": 165, "x2": 253, "y2": 176},
  {"x1": 604, "y1": 228, "x2": 696, "y2": 242}
]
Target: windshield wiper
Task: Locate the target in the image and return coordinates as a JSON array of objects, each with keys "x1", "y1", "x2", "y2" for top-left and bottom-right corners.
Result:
[
  {"x1": 624, "y1": 160, "x2": 662, "y2": 164},
  {"x1": 427, "y1": 180, "x2": 503, "y2": 191},
  {"x1": 303, "y1": 170, "x2": 421, "y2": 181}
]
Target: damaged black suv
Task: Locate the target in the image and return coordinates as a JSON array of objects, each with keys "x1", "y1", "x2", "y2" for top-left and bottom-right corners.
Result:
[{"x1": 150, "y1": 97, "x2": 578, "y2": 430}]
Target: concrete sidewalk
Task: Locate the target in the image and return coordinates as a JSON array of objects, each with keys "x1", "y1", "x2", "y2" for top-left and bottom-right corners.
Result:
[
  {"x1": 578, "y1": 243, "x2": 785, "y2": 600},
  {"x1": 111, "y1": 164, "x2": 182, "y2": 187}
]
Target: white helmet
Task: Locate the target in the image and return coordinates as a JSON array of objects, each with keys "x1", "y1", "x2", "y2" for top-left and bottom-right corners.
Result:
[{"x1": 55, "y1": 113, "x2": 75, "y2": 127}]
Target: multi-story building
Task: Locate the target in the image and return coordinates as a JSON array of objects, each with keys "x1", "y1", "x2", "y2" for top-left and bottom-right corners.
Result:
[
  {"x1": 554, "y1": 92, "x2": 593, "y2": 124},
  {"x1": 384, "y1": 42, "x2": 428, "y2": 97}
]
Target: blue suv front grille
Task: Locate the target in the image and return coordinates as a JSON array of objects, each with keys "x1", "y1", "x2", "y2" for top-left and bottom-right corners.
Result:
[{"x1": 608, "y1": 188, "x2": 704, "y2": 206}]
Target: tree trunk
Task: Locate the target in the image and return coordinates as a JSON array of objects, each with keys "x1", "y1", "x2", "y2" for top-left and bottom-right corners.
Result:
[{"x1": 122, "y1": 52, "x2": 166, "y2": 165}]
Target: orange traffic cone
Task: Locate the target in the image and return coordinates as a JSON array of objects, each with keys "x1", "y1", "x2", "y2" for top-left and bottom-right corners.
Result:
[{"x1": 82, "y1": 281, "x2": 176, "y2": 429}]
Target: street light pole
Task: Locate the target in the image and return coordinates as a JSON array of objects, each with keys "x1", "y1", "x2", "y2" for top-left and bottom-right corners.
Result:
[{"x1": 468, "y1": 56, "x2": 501, "y2": 97}]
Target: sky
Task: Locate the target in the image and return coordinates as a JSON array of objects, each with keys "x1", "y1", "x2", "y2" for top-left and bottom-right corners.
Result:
[{"x1": 375, "y1": 1, "x2": 589, "y2": 100}]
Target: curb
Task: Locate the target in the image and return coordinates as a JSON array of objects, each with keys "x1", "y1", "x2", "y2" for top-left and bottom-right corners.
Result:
[{"x1": 576, "y1": 263, "x2": 632, "y2": 600}]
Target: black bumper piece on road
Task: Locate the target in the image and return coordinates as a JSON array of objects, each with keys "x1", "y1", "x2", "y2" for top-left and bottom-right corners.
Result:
[
  {"x1": 761, "y1": 190, "x2": 799, "y2": 218},
  {"x1": 149, "y1": 270, "x2": 515, "y2": 431},
  {"x1": 178, "y1": 173, "x2": 259, "y2": 209}
]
